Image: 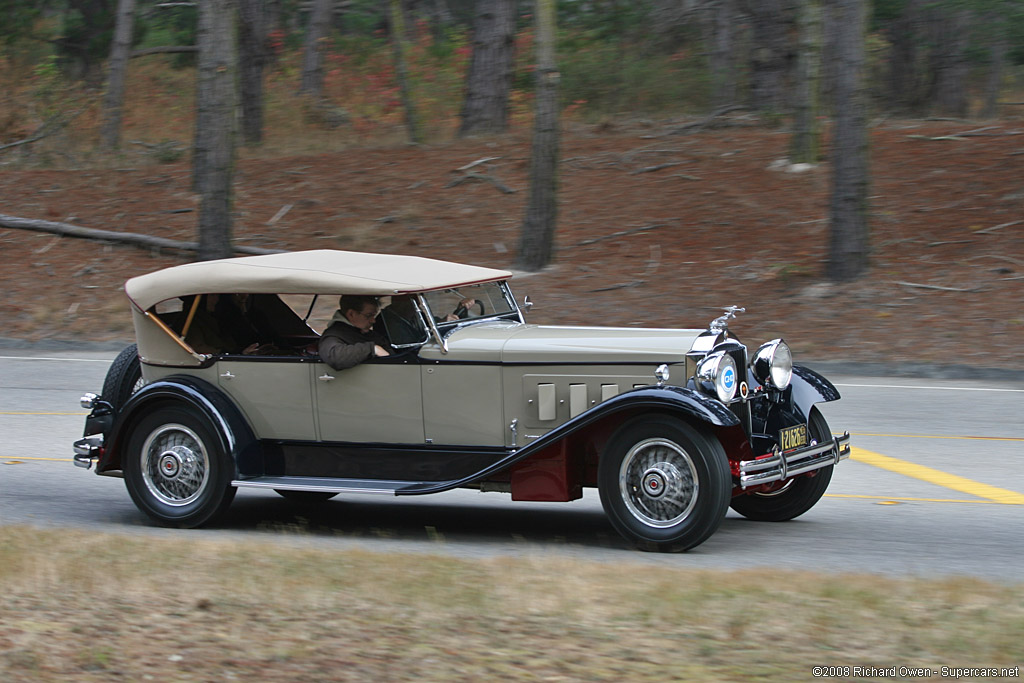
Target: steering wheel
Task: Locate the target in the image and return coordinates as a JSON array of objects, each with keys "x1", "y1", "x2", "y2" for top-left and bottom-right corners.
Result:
[{"x1": 453, "y1": 299, "x2": 486, "y2": 319}]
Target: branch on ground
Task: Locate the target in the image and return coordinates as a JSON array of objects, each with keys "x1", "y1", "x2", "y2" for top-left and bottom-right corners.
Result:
[
  {"x1": 0, "y1": 109, "x2": 84, "y2": 154},
  {"x1": 666, "y1": 105, "x2": 750, "y2": 136},
  {"x1": 0, "y1": 213, "x2": 285, "y2": 257},
  {"x1": 130, "y1": 46, "x2": 198, "y2": 58}
]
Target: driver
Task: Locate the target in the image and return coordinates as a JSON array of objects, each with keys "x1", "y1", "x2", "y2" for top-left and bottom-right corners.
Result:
[
  {"x1": 318, "y1": 295, "x2": 393, "y2": 370},
  {"x1": 444, "y1": 297, "x2": 478, "y2": 322}
]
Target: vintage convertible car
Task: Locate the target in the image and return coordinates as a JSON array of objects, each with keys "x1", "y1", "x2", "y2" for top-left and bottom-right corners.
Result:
[{"x1": 74, "y1": 250, "x2": 850, "y2": 552}]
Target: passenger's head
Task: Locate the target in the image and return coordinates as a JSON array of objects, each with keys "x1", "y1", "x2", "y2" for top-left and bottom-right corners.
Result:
[
  {"x1": 339, "y1": 294, "x2": 381, "y2": 332},
  {"x1": 388, "y1": 295, "x2": 417, "y2": 316}
]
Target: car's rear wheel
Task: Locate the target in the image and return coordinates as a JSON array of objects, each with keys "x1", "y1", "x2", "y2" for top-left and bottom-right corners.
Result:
[
  {"x1": 274, "y1": 489, "x2": 339, "y2": 502},
  {"x1": 599, "y1": 416, "x2": 731, "y2": 552},
  {"x1": 730, "y1": 406, "x2": 834, "y2": 522},
  {"x1": 123, "y1": 405, "x2": 236, "y2": 528},
  {"x1": 102, "y1": 343, "x2": 145, "y2": 411}
]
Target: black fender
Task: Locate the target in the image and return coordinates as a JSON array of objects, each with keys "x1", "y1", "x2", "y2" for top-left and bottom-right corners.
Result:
[
  {"x1": 791, "y1": 364, "x2": 841, "y2": 407},
  {"x1": 404, "y1": 385, "x2": 742, "y2": 495},
  {"x1": 752, "y1": 365, "x2": 841, "y2": 448},
  {"x1": 97, "y1": 375, "x2": 260, "y2": 477}
]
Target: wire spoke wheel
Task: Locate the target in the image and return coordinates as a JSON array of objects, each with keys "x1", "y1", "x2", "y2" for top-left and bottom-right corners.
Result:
[
  {"x1": 140, "y1": 424, "x2": 210, "y2": 506},
  {"x1": 599, "y1": 417, "x2": 730, "y2": 552},
  {"x1": 620, "y1": 438, "x2": 699, "y2": 528},
  {"x1": 124, "y1": 405, "x2": 235, "y2": 528}
]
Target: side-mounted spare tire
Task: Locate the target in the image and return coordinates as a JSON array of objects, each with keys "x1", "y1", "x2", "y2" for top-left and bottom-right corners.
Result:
[{"x1": 101, "y1": 343, "x2": 144, "y2": 411}]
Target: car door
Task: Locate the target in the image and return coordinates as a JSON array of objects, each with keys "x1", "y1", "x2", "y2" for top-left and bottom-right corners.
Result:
[
  {"x1": 314, "y1": 358, "x2": 425, "y2": 444},
  {"x1": 216, "y1": 357, "x2": 317, "y2": 440}
]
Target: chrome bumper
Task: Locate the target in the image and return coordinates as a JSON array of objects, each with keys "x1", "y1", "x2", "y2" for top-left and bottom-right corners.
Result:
[
  {"x1": 73, "y1": 434, "x2": 103, "y2": 469},
  {"x1": 739, "y1": 432, "x2": 851, "y2": 488}
]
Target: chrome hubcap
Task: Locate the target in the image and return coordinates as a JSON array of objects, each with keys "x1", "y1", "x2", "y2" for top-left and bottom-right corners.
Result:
[
  {"x1": 620, "y1": 438, "x2": 698, "y2": 528},
  {"x1": 140, "y1": 424, "x2": 209, "y2": 507}
]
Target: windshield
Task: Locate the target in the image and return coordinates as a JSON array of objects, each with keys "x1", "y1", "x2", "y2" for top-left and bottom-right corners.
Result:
[{"x1": 421, "y1": 281, "x2": 518, "y2": 325}]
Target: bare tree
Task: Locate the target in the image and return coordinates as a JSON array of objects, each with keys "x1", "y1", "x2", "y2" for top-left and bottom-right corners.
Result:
[
  {"x1": 705, "y1": 0, "x2": 738, "y2": 108},
  {"x1": 99, "y1": 0, "x2": 137, "y2": 151},
  {"x1": 789, "y1": 0, "x2": 822, "y2": 163},
  {"x1": 517, "y1": 0, "x2": 559, "y2": 272},
  {"x1": 458, "y1": 0, "x2": 517, "y2": 137},
  {"x1": 883, "y1": 0, "x2": 927, "y2": 115},
  {"x1": 746, "y1": 0, "x2": 797, "y2": 116},
  {"x1": 194, "y1": 0, "x2": 238, "y2": 261},
  {"x1": 238, "y1": 0, "x2": 269, "y2": 145},
  {"x1": 928, "y1": 8, "x2": 971, "y2": 118},
  {"x1": 826, "y1": 0, "x2": 869, "y2": 281},
  {"x1": 980, "y1": 26, "x2": 1008, "y2": 119},
  {"x1": 389, "y1": 0, "x2": 422, "y2": 144},
  {"x1": 299, "y1": 0, "x2": 333, "y2": 98}
]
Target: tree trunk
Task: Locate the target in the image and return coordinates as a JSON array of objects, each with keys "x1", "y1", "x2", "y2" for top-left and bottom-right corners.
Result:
[
  {"x1": 706, "y1": 0, "x2": 737, "y2": 108},
  {"x1": 432, "y1": 0, "x2": 454, "y2": 28},
  {"x1": 516, "y1": 0, "x2": 559, "y2": 272},
  {"x1": 883, "y1": 0, "x2": 927, "y2": 115},
  {"x1": 194, "y1": 0, "x2": 238, "y2": 261},
  {"x1": 389, "y1": 0, "x2": 422, "y2": 144},
  {"x1": 238, "y1": 0, "x2": 268, "y2": 145},
  {"x1": 458, "y1": 0, "x2": 516, "y2": 137},
  {"x1": 747, "y1": 0, "x2": 796, "y2": 116},
  {"x1": 789, "y1": 0, "x2": 822, "y2": 163},
  {"x1": 928, "y1": 8, "x2": 971, "y2": 119},
  {"x1": 826, "y1": 0, "x2": 869, "y2": 282},
  {"x1": 99, "y1": 0, "x2": 137, "y2": 151},
  {"x1": 299, "y1": 0, "x2": 332, "y2": 98},
  {"x1": 980, "y1": 29, "x2": 1007, "y2": 120}
]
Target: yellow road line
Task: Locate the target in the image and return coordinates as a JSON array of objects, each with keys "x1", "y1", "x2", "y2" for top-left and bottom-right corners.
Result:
[
  {"x1": 851, "y1": 447, "x2": 1024, "y2": 505},
  {"x1": 3, "y1": 456, "x2": 72, "y2": 462},
  {"x1": 853, "y1": 432, "x2": 1024, "y2": 442},
  {"x1": 0, "y1": 412, "x2": 87, "y2": 416},
  {"x1": 825, "y1": 493, "x2": 999, "y2": 504}
]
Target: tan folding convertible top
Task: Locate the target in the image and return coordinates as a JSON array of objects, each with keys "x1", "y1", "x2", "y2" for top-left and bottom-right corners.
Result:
[{"x1": 126, "y1": 249, "x2": 513, "y2": 311}]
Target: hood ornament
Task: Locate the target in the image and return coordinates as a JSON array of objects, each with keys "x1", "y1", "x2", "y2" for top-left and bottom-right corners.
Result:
[{"x1": 709, "y1": 305, "x2": 745, "y2": 333}]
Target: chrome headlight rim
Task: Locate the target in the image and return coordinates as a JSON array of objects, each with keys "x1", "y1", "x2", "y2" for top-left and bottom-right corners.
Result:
[
  {"x1": 695, "y1": 351, "x2": 739, "y2": 403},
  {"x1": 751, "y1": 339, "x2": 793, "y2": 390}
]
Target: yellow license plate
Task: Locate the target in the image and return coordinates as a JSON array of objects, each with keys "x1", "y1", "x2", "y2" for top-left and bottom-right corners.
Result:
[{"x1": 779, "y1": 424, "x2": 808, "y2": 452}]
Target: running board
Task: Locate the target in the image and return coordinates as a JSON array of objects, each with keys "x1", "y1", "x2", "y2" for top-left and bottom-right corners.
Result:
[{"x1": 232, "y1": 476, "x2": 431, "y2": 496}]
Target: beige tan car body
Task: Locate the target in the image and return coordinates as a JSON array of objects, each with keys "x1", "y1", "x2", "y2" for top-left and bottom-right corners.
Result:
[{"x1": 75, "y1": 250, "x2": 850, "y2": 552}]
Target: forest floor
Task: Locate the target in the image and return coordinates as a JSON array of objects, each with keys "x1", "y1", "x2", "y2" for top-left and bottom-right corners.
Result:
[{"x1": 1, "y1": 118, "x2": 1021, "y2": 370}]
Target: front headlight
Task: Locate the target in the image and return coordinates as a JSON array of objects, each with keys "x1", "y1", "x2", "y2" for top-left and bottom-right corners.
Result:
[
  {"x1": 751, "y1": 339, "x2": 793, "y2": 390},
  {"x1": 696, "y1": 351, "x2": 738, "y2": 403}
]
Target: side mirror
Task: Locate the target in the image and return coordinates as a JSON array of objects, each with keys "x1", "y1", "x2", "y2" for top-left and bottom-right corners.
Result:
[{"x1": 522, "y1": 295, "x2": 534, "y2": 313}]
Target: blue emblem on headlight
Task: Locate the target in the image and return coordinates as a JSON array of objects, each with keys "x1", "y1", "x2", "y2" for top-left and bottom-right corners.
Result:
[{"x1": 722, "y1": 365, "x2": 736, "y2": 390}]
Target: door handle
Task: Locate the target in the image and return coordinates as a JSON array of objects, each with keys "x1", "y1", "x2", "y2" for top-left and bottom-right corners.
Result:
[
  {"x1": 318, "y1": 374, "x2": 335, "y2": 382},
  {"x1": 220, "y1": 371, "x2": 235, "y2": 380}
]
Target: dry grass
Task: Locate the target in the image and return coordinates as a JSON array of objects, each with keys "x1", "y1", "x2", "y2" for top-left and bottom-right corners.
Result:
[{"x1": 1, "y1": 526, "x2": 1021, "y2": 681}]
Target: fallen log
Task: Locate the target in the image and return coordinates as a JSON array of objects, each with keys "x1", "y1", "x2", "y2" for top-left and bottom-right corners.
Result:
[
  {"x1": 0, "y1": 213, "x2": 285, "y2": 256},
  {"x1": 130, "y1": 46, "x2": 199, "y2": 58}
]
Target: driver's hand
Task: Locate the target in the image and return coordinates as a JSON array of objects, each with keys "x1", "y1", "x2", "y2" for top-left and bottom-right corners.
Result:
[
  {"x1": 448, "y1": 296, "x2": 475, "y2": 321},
  {"x1": 373, "y1": 344, "x2": 390, "y2": 357}
]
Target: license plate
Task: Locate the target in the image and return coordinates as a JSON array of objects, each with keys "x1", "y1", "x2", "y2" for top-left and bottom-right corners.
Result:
[{"x1": 779, "y1": 424, "x2": 808, "y2": 452}]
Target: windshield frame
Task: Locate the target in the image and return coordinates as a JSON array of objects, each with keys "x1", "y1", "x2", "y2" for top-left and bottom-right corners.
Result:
[{"x1": 419, "y1": 281, "x2": 522, "y2": 352}]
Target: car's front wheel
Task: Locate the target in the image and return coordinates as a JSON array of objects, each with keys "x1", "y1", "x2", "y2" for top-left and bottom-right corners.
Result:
[
  {"x1": 599, "y1": 416, "x2": 731, "y2": 552},
  {"x1": 729, "y1": 406, "x2": 834, "y2": 522},
  {"x1": 123, "y1": 405, "x2": 236, "y2": 528}
]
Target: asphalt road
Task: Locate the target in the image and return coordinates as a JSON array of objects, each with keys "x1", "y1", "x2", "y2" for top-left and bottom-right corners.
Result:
[{"x1": 1, "y1": 349, "x2": 1021, "y2": 580}]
